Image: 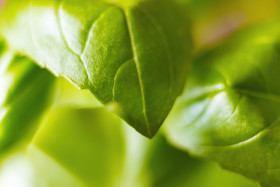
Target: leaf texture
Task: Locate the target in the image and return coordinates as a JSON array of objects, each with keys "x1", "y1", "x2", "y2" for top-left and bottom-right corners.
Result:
[
  {"x1": 0, "y1": 0, "x2": 192, "y2": 137},
  {"x1": 164, "y1": 21, "x2": 280, "y2": 186}
]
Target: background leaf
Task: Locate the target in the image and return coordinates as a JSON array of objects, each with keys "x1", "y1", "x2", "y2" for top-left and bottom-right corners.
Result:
[
  {"x1": 164, "y1": 21, "x2": 280, "y2": 186},
  {"x1": 33, "y1": 107, "x2": 126, "y2": 187},
  {"x1": 0, "y1": 40, "x2": 55, "y2": 158},
  {"x1": 30, "y1": 106, "x2": 257, "y2": 187}
]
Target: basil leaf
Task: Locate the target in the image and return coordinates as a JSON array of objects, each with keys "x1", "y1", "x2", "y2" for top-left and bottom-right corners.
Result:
[
  {"x1": 0, "y1": 41, "x2": 55, "y2": 157},
  {"x1": 139, "y1": 135, "x2": 257, "y2": 187},
  {"x1": 137, "y1": 134, "x2": 204, "y2": 187},
  {"x1": 27, "y1": 146, "x2": 88, "y2": 187},
  {"x1": 164, "y1": 21, "x2": 280, "y2": 186},
  {"x1": 0, "y1": 0, "x2": 192, "y2": 138},
  {"x1": 33, "y1": 107, "x2": 125, "y2": 187}
]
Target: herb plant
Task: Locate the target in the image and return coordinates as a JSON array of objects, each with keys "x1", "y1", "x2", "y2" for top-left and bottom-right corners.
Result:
[
  {"x1": 0, "y1": 0, "x2": 192, "y2": 138},
  {"x1": 165, "y1": 21, "x2": 280, "y2": 187},
  {"x1": 0, "y1": 0, "x2": 278, "y2": 186}
]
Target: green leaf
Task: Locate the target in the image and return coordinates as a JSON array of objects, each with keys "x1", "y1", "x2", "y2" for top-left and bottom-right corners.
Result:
[
  {"x1": 0, "y1": 40, "x2": 55, "y2": 158},
  {"x1": 31, "y1": 106, "x2": 257, "y2": 187},
  {"x1": 137, "y1": 134, "x2": 204, "y2": 187},
  {"x1": 0, "y1": 0, "x2": 192, "y2": 138},
  {"x1": 33, "y1": 107, "x2": 125, "y2": 187},
  {"x1": 123, "y1": 129, "x2": 257, "y2": 187},
  {"x1": 54, "y1": 78, "x2": 102, "y2": 108},
  {"x1": 27, "y1": 146, "x2": 88, "y2": 187},
  {"x1": 164, "y1": 21, "x2": 280, "y2": 186}
]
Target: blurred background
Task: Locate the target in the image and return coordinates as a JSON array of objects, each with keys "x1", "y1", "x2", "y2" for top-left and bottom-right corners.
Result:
[
  {"x1": 184, "y1": 0, "x2": 280, "y2": 50},
  {"x1": 1, "y1": 0, "x2": 280, "y2": 186}
]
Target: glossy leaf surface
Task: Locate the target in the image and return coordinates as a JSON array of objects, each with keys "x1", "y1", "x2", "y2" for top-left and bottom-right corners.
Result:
[
  {"x1": 165, "y1": 22, "x2": 280, "y2": 186},
  {"x1": 0, "y1": 40, "x2": 55, "y2": 157},
  {"x1": 0, "y1": 0, "x2": 192, "y2": 137}
]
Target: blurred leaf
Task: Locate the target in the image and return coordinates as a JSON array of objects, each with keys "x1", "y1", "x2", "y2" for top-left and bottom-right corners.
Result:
[
  {"x1": 0, "y1": 149, "x2": 86, "y2": 187},
  {"x1": 27, "y1": 145, "x2": 87, "y2": 187},
  {"x1": 137, "y1": 134, "x2": 256, "y2": 187},
  {"x1": 181, "y1": 161, "x2": 257, "y2": 187},
  {"x1": 33, "y1": 107, "x2": 125, "y2": 187},
  {"x1": 137, "y1": 134, "x2": 201, "y2": 187},
  {"x1": 0, "y1": 0, "x2": 192, "y2": 138},
  {"x1": 0, "y1": 41, "x2": 55, "y2": 158},
  {"x1": 165, "y1": 21, "x2": 280, "y2": 186},
  {"x1": 8, "y1": 105, "x2": 257, "y2": 187},
  {"x1": 54, "y1": 78, "x2": 102, "y2": 108}
]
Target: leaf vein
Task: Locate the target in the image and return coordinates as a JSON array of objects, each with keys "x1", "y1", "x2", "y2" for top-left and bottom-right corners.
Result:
[
  {"x1": 203, "y1": 115, "x2": 280, "y2": 148},
  {"x1": 56, "y1": 1, "x2": 91, "y2": 85},
  {"x1": 137, "y1": 6, "x2": 174, "y2": 93},
  {"x1": 112, "y1": 58, "x2": 133, "y2": 101},
  {"x1": 124, "y1": 9, "x2": 151, "y2": 136},
  {"x1": 81, "y1": 7, "x2": 113, "y2": 55}
]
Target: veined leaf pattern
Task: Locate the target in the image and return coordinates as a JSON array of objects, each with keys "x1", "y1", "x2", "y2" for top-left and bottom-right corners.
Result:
[
  {"x1": 165, "y1": 21, "x2": 280, "y2": 186},
  {"x1": 0, "y1": 0, "x2": 192, "y2": 137}
]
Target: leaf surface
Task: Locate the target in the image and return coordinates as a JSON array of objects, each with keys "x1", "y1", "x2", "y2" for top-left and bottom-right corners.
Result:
[
  {"x1": 164, "y1": 21, "x2": 280, "y2": 186},
  {"x1": 0, "y1": 0, "x2": 192, "y2": 137}
]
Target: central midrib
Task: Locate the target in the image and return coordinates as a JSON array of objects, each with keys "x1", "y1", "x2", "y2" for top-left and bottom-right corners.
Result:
[{"x1": 123, "y1": 8, "x2": 151, "y2": 136}]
